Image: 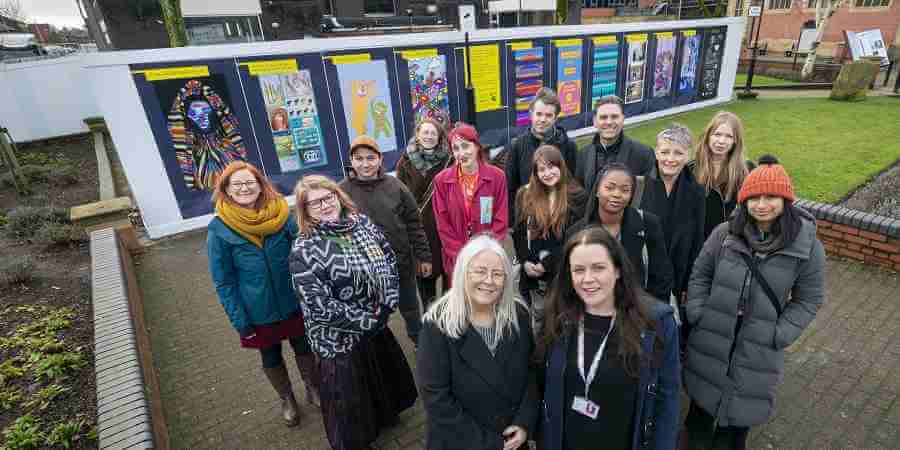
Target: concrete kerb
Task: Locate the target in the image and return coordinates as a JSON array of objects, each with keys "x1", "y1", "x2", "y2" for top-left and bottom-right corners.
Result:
[{"x1": 91, "y1": 228, "x2": 160, "y2": 450}]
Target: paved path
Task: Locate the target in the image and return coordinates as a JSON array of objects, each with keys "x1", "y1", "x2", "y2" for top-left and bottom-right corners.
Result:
[{"x1": 135, "y1": 231, "x2": 900, "y2": 449}]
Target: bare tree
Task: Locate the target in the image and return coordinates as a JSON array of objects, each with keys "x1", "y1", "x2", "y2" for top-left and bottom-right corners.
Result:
[
  {"x1": 0, "y1": 0, "x2": 26, "y2": 21},
  {"x1": 800, "y1": 0, "x2": 846, "y2": 79}
]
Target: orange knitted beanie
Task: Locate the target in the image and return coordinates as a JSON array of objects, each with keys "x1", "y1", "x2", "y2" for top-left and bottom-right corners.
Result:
[{"x1": 737, "y1": 154, "x2": 796, "y2": 204}]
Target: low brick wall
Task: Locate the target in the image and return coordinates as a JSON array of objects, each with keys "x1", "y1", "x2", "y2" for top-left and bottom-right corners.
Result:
[{"x1": 796, "y1": 200, "x2": 900, "y2": 272}]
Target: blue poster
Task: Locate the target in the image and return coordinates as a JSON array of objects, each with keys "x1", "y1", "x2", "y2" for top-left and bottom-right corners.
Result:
[
  {"x1": 591, "y1": 39, "x2": 619, "y2": 108},
  {"x1": 679, "y1": 34, "x2": 701, "y2": 91},
  {"x1": 557, "y1": 45, "x2": 583, "y2": 117},
  {"x1": 336, "y1": 59, "x2": 398, "y2": 153}
]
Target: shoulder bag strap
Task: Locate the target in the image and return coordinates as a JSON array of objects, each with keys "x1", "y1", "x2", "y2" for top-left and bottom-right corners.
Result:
[
  {"x1": 632, "y1": 175, "x2": 646, "y2": 210},
  {"x1": 738, "y1": 252, "x2": 783, "y2": 317},
  {"x1": 636, "y1": 209, "x2": 649, "y2": 288}
]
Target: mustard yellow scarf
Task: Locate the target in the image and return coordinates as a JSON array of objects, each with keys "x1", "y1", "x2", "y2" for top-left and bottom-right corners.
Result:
[{"x1": 216, "y1": 197, "x2": 289, "y2": 247}]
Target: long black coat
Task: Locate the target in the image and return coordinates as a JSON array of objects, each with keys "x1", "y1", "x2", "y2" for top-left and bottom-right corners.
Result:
[
  {"x1": 570, "y1": 205, "x2": 674, "y2": 303},
  {"x1": 574, "y1": 133, "x2": 655, "y2": 192},
  {"x1": 640, "y1": 167, "x2": 706, "y2": 297},
  {"x1": 418, "y1": 306, "x2": 539, "y2": 450}
]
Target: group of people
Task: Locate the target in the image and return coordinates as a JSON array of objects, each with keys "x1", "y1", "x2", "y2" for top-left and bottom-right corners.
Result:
[{"x1": 206, "y1": 87, "x2": 826, "y2": 450}]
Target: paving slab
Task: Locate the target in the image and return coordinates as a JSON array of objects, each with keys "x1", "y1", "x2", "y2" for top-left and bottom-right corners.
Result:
[{"x1": 135, "y1": 231, "x2": 900, "y2": 450}]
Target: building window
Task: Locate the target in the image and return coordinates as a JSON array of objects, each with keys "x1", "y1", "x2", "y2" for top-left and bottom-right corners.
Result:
[
  {"x1": 365, "y1": 0, "x2": 395, "y2": 15},
  {"x1": 768, "y1": 0, "x2": 793, "y2": 9},
  {"x1": 854, "y1": 0, "x2": 889, "y2": 6},
  {"x1": 582, "y1": 0, "x2": 636, "y2": 7}
]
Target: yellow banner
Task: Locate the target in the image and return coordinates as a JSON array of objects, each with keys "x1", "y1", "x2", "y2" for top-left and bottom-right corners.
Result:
[
  {"x1": 561, "y1": 50, "x2": 580, "y2": 59},
  {"x1": 626, "y1": 34, "x2": 648, "y2": 43},
  {"x1": 656, "y1": 32, "x2": 674, "y2": 39},
  {"x1": 242, "y1": 59, "x2": 298, "y2": 76},
  {"x1": 592, "y1": 36, "x2": 617, "y2": 45},
  {"x1": 508, "y1": 41, "x2": 533, "y2": 51},
  {"x1": 327, "y1": 53, "x2": 371, "y2": 64},
  {"x1": 399, "y1": 48, "x2": 438, "y2": 59},
  {"x1": 136, "y1": 66, "x2": 210, "y2": 81},
  {"x1": 683, "y1": 30, "x2": 696, "y2": 37},
  {"x1": 553, "y1": 38, "x2": 582, "y2": 48},
  {"x1": 469, "y1": 44, "x2": 502, "y2": 112}
]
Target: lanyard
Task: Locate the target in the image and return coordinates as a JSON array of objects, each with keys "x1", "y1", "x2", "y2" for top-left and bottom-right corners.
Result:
[{"x1": 578, "y1": 316, "x2": 615, "y2": 398}]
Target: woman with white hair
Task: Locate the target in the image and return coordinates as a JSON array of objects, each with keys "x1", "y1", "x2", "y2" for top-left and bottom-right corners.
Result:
[{"x1": 417, "y1": 235, "x2": 539, "y2": 450}]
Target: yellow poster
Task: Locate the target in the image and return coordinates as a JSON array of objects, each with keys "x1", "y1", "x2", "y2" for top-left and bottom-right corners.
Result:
[
  {"x1": 136, "y1": 66, "x2": 210, "y2": 81},
  {"x1": 469, "y1": 44, "x2": 502, "y2": 112},
  {"x1": 242, "y1": 59, "x2": 299, "y2": 76}
]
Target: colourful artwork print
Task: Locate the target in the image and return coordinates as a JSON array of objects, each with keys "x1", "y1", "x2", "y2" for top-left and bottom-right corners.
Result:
[
  {"x1": 653, "y1": 35, "x2": 676, "y2": 98},
  {"x1": 513, "y1": 46, "x2": 544, "y2": 126},
  {"x1": 679, "y1": 34, "x2": 701, "y2": 91},
  {"x1": 625, "y1": 38, "x2": 647, "y2": 104},
  {"x1": 591, "y1": 41, "x2": 619, "y2": 109},
  {"x1": 557, "y1": 45, "x2": 583, "y2": 117},
  {"x1": 408, "y1": 55, "x2": 449, "y2": 125},
  {"x1": 337, "y1": 59, "x2": 397, "y2": 153},
  {"x1": 259, "y1": 70, "x2": 327, "y2": 172}
]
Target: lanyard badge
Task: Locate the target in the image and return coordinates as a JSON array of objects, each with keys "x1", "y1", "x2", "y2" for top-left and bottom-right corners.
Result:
[{"x1": 571, "y1": 316, "x2": 615, "y2": 420}]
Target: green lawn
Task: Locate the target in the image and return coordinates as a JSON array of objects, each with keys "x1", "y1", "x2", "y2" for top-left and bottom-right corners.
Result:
[
  {"x1": 733, "y1": 73, "x2": 799, "y2": 87},
  {"x1": 575, "y1": 97, "x2": 900, "y2": 203}
]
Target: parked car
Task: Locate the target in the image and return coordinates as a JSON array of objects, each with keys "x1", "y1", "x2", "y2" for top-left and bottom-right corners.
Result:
[{"x1": 0, "y1": 32, "x2": 46, "y2": 61}]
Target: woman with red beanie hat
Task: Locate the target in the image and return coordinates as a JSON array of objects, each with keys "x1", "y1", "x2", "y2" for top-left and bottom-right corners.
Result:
[
  {"x1": 682, "y1": 155, "x2": 826, "y2": 450},
  {"x1": 432, "y1": 122, "x2": 509, "y2": 281}
]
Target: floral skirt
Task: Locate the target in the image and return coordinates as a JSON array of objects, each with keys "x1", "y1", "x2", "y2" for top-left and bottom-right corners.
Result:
[{"x1": 318, "y1": 327, "x2": 418, "y2": 450}]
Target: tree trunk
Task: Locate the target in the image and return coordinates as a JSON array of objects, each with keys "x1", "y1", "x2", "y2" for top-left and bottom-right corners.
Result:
[
  {"x1": 158, "y1": 0, "x2": 187, "y2": 47},
  {"x1": 800, "y1": 0, "x2": 840, "y2": 80}
]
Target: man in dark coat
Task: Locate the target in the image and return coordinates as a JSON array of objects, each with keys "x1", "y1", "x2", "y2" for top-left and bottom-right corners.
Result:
[
  {"x1": 505, "y1": 88, "x2": 578, "y2": 223},
  {"x1": 575, "y1": 95, "x2": 655, "y2": 192},
  {"x1": 339, "y1": 135, "x2": 432, "y2": 345}
]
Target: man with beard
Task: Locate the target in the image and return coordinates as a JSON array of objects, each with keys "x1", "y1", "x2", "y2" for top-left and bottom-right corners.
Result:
[
  {"x1": 575, "y1": 95, "x2": 655, "y2": 193},
  {"x1": 505, "y1": 88, "x2": 578, "y2": 224}
]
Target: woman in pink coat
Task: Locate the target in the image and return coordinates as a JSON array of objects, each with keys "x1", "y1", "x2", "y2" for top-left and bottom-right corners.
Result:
[{"x1": 433, "y1": 122, "x2": 509, "y2": 280}]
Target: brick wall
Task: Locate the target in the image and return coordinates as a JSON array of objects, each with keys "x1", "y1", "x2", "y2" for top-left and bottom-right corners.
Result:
[
  {"x1": 757, "y1": 1, "x2": 900, "y2": 56},
  {"x1": 797, "y1": 200, "x2": 900, "y2": 272}
]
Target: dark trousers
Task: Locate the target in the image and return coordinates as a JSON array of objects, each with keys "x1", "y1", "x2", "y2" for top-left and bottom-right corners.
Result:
[
  {"x1": 684, "y1": 402, "x2": 749, "y2": 450},
  {"x1": 417, "y1": 273, "x2": 448, "y2": 315},
  {"x1": 397, "y1": 269, "x2": 422, "y2": 344},
  {"x1": 259, "y1": 336, "x2": 312, "y2": 368}
]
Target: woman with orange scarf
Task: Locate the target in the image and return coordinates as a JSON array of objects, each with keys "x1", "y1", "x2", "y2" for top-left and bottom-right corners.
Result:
[{"x1": 207, "y1": 161, "x2": 319, "y2": 428}]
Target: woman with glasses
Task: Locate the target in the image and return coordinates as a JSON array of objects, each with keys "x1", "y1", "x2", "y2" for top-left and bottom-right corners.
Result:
[
  {"x1": 433, "y1": 123, "x2": 509, "y2": 280},
  {"x1": 540, "y1": 226, "x2": 681, "y2": 450},
  {"x1": 417, "y1": 235, "x2": 539, "y2": 450},
  {"x1": 289, "y1": 175, "x2": 418, "y2": 450},
  {"x1": 207, "y1": 161, "x2": 318, "y2": 428}
]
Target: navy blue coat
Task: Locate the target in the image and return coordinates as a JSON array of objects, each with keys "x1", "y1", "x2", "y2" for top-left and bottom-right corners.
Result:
[
  {"x1": 207, "y1": 217, "x2": 300, "y2": 336},
  {"x1": 541, "y1": 299, "x2": 681, "y2": 450}
]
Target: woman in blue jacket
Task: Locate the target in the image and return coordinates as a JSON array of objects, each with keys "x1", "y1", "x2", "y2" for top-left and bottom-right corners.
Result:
[
  {"x1": 207, "y1": 161, "x2": 318, "y2": 428},
  {"x1": 540, "y1": 226, "x2": 681, "y2": 450}
]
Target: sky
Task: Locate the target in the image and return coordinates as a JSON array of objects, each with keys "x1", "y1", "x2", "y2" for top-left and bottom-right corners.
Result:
[{"x1": 19, "y1": 0, "x2": 85, "y2": 28}]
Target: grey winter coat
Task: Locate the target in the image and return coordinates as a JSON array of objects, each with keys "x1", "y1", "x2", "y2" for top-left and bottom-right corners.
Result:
[{"x1": 684, "y1": 209, "x2": 826, "y2": 427}]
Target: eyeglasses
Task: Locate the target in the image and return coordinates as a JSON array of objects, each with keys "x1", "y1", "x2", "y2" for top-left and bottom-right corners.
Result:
[
  {"x1": 229, "y1": 180, "x2": 258, "y2": 191},
  {"x1": 468, "y1": 267, "x2": 506, "y2": 284},
  {"x1": 305, "y1": 192, "x2": 337, "y2": 211}
]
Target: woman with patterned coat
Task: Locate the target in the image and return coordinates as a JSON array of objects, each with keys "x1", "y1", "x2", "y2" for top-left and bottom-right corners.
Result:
[
  {"x1": 289, "y1": 175, "x2": 418, "y2": 450},
  {"x1": 396, "y1": 117, "x2": 454, "y2": 315}
]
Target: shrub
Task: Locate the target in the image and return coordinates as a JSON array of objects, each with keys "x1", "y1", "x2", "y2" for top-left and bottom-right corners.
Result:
[
  {"x1": 0, "y1": 386, "x2": 23, "y2": 411},
  {"x1": 0, "y1": 255, "x2": 36, "y2": 287},
  {"x1": 1, "y1": 415, "x2": 44, "y2": 450},
  {"x1": 32, "y1": 222, "x2": 86, "y2": 246},
  {"x1": 31, "y1": 352, "x2": 86, "y2": 382},
  {"x1": 45, "y1": 419, "x2": 85, "y2": 449},
  {"x1": 2, "y1": 206, "x2": 68, "y2": 240},
  {"x1": 24, "y1": 384, "x2": 69, "y2": 410}
]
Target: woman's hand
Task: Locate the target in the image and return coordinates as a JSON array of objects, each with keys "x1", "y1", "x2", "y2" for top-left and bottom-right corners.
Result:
[
  {"x1": 501, "y1": 425, "x2": 527, "y2": 450},
  {"x1": 523, "y1": 262, "x2": 545, "y2": 278},
  {"x1": 418, "y1": 262, "x2": 433, "y2": 278}
]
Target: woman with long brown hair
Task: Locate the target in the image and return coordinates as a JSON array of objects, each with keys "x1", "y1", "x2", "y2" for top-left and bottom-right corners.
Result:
[
  {"x1": 540, "y1": 226, "x2": 680, "y2": 450},
  {"x1": 512, "y1": 144, "x2": 586, "y2": 336},
  {"x1": 689, "y1": 111, "x2": 755, "y2": 238},
  {"x1": 289, "y1": 175, "x2": 417, "y2": 450},
  {"x1": 207, "y1": 161, "x2": 318, "y2": 428}
]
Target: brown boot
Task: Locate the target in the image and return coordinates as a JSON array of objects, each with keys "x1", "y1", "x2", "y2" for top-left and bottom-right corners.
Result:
[
  {"x1": 294, "y1": 352, "x2": 321, "y2": 407},
  {"x1": 262, "y1": 365, "x2": 300, "y2": 427}
]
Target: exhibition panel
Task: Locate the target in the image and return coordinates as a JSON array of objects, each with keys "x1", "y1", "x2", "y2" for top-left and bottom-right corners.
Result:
[{"x1": 84, "y1": 18, "x2": 745, "y2": 238}]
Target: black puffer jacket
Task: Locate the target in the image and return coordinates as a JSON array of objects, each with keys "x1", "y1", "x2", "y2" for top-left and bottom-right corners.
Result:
[{"x1": 505, "y1": 125, "x2": 578, "y2": 223}]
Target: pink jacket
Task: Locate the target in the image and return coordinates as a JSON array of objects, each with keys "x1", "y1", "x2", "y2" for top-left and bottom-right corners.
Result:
[{"x1": 432, "y1": 163, "x2": 509, "y2": 277}]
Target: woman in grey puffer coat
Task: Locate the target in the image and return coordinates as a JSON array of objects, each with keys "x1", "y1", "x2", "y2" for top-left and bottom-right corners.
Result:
[{"x1": 683, "y1": 155, "x2": 826, "y2": 450}]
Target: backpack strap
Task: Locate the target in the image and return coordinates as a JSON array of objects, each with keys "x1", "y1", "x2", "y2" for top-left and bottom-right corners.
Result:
[{"x1": 737, "y1": 252, "x2": 783, "y2": 317}]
